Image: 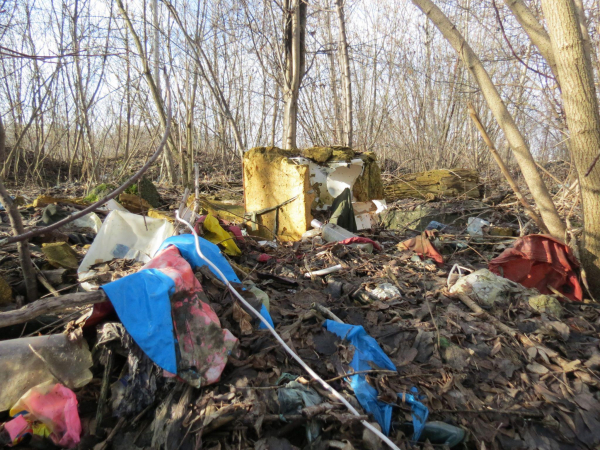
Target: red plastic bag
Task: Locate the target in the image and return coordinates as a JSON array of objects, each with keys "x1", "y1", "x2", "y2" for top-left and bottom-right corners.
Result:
[
  {"x1": 338, "y1": 236, "x2": 382, "y2": 251},
  {"x1": 489, "y1": 235, "x2": 582, "y2": 301}
]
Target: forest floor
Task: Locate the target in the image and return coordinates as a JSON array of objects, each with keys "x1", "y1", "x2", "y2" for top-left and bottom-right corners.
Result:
[{"x1": 0, "y1": 160, "x2": 598, "y2": 450}]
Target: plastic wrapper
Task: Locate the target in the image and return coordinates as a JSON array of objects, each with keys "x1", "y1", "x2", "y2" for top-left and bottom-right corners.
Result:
[{"x1": 0, "y1": 334, "x2": 92, "y2": 412}]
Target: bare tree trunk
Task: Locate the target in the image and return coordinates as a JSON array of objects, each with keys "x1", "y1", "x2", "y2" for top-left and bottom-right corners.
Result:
[
  {"x1": 152, "y1": 0, "x2": 161, "y2": 95},
  {"x1": 161, "y1": 0, "x2": 245, "y2": 157},
  {"x1": 572, "y1": 0, "x2": 600, "y2": 79},
  {"x1": 335, "y1": 0, "x2": 352, "y2": 148},
  {"x1": 411, "y1": 0, "x2": 566, "y2": 240},
  {"x1": 115, "y1": 0, "x2": 176, "y2": 182},
  {"x1": 468, "y1": 103, "x2": 547, "y2": 232},
  {"x1": 0, "y1": 119, "x2": 37, "y2": 302},
  {"x1": 325, "y1": 3, "x2": 343, "y2": 144},
  {"x1": 503, "y1": 0, "x2": 559, "y2": 81},
  {"x1": 540, "y1": 0, "x2": 600, "y2": 295},
  {"x1": 271, "y1": 82, "x2": 279, "y2": 147},
  {"x1": 282, "y1": 0, "x2": 307, "y2": 149}
]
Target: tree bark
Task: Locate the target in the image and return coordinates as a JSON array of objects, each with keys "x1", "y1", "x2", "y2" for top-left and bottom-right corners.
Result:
[
  {"x1": 282, "y1": 0, "x2": 307, "y2": 149},
  {"x1": 540, "y1": 0, "x2": 600, "y2": 296},
  {"x1": 0, "y1": 290, "x2": 107, "y2": 329},
  {"x1": 335, "y1": 0, "x2": 353, "y2": 148},
  {"x1": 410, "y1": 0, "x2": 566, "y2": 240}
]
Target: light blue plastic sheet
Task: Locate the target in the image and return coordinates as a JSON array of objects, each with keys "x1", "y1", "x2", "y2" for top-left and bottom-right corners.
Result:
[
  {"x1": 102, "y1": 268, "x2": 177, "y2": 373},
  {"x1": 324, "y1": 320, "x2": 397, "y2": 434}
]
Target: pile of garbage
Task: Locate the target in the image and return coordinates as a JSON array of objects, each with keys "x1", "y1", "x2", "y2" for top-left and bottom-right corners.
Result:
[{"x1": 0, "y1": 171, "x2": 599, "y2": 450}]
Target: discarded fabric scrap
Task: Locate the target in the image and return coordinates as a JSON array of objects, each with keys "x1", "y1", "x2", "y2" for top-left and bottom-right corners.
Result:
[
  {"x1": 398, "y1": 230, "x2": 443, "y2": 264},
  {"x1": 489, "y1": 234, "x2": 583, "y2": 301},
  {"x1": 159, "y1": 234, "x2": 274, "y2": 328}
]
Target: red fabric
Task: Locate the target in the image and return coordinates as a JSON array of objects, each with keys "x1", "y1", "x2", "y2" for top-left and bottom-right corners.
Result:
[
  {"x1": 489, "y1": 234, "x2": 582, "y2": 301},
  {"x1": 398, "y1": 231, "x2": 444, "y2": 264},
  {"x1": 85, "y1": 298, "x2": 115, "y2": 328},
  {"x1": 338, "y1": 237, "x2": 382, "y2": 251},
  {"x1": 257, "y1": 253, "x2": 273, "y2": 262}
]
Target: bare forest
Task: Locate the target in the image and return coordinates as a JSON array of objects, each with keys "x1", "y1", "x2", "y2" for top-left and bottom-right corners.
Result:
[{"x1": 2, "y1": 0, "x2": 600, "y2": 449}]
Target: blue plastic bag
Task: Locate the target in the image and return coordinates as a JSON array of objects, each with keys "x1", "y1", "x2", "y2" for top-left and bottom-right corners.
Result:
[
  {"x1": 102, "y1": 268, "x2": 177, "y2": 373},
  {"x1": 399, "y1": 388, "x2": 429, "y2": 441},
  {"x1": 324, "y1": 321, "x2": 397, "y2": 434}
]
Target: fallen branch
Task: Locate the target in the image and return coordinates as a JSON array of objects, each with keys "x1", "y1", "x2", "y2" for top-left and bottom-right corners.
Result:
[
  {"x1": 0, "y1": 80, "x2": 171, "y2": 248},
  {"x1": 0, "y1": 290, "x2": 107, "y2": 328}
]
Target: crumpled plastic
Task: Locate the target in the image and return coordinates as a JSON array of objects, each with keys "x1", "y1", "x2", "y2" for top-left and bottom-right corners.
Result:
[
  {"x1": 324, "y1": 320, "x2": 397, "y2": 435},
  {"x1": 399, "y1": 388, "x2": 429, "y2": 441},
  {"x1": 278, "y1": 380, "x2": 322, "y2": 442},
  {"x1": 102, "y1": 244, "x2": 238, "y2": 387},
  {"x1": 199, "y1": 214, "x2": 242, "y2": 256},
  {"x1": 338, "y1": 236, "x2": 382, "y2": 251},
  {"x1": 489, "y1": 234, "x2": 583, "y2": 301},
  {"x1": 449, "y1": 269, "x2": 522, "y2": 309},
  {"x1": 398, "y1": 231, "x2": 443, "y2": 264},
  {"x1": 5, "y1": 382, "x2": 81, "y2": 448}
]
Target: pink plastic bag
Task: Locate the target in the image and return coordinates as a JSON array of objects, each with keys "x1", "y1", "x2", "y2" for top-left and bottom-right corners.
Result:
[{"x1": 7, "y1": 382, "x2": 81, "y2": 448}]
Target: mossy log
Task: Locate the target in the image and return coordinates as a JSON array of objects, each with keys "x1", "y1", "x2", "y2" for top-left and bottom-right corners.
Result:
[
  {"x1": 384, "y1": 169, "x2": 481, "y2": 201},
  {"x1": 353, "y1": 152, "x2": 384, "y2": 201}
]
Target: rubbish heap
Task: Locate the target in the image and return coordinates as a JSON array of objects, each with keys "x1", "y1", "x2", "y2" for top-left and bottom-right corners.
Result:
[{"x1": 0, "y1": 152, "x2": 599, "y2": 450}]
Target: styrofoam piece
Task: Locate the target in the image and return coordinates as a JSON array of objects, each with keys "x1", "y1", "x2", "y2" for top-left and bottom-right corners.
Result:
[
  {"x1": 290, "y1": 157, "x2": 365, "y2": 210},
  {"x1": 372, "y1": 199, "x2": 387, "y2": 214},
  {"x1": 353, "y1": 200, "x2": 387, "y2": 230},
  {"x1": 355, "y1": 213, "x2": 373, "y2": 230},
  {"x1": 78, "y1": 210, "x2": 175, "y2": 290},
  {"x1": 71, "y1": 212, "x2": 102, "y2": 233}
]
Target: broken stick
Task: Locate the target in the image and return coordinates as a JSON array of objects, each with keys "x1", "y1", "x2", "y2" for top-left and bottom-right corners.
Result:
[{"x1": 0, "y1": 290, "x2": 107, "y2": 328}]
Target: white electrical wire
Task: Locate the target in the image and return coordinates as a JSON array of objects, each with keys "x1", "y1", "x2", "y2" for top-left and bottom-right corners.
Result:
[{"x1": 175, "y1": 212, "x2": 401, "y2": 450}]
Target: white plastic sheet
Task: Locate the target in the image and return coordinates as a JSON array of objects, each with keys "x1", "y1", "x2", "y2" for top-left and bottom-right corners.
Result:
[
  {"x1": 71, "y1": 212, "x2": 102, "y2": 233},
  {"x1": 78, "y1": 210, "x2": 175, "y2": 290}
]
